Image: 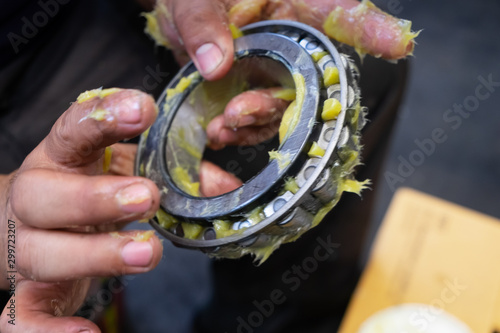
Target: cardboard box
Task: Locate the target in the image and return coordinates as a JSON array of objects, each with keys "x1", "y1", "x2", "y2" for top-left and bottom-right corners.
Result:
[{"x1": 339, "y1": 188, "x2": 500, "y2": 332}]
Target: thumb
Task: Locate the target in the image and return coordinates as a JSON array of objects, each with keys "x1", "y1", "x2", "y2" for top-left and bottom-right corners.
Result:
[{"x1": 170, "y1": 0, "x2": 234, "y2": 80}]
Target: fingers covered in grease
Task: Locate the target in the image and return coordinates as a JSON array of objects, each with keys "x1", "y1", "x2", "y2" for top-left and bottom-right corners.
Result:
[
  {"x1": 206, "y1": 87, "x2": 292, "y2": 149},
  {"x1": 150, "y1": 0, "x2": 418, "y2": 81},
  {"x1": 0, "y1": 88, "x2": 166, "y2": 333}
]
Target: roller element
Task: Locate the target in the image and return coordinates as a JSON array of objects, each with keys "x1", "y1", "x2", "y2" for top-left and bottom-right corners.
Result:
[
  {"x1": 296, "y1": 158, "x2": 320, "y2": 188},
  {"x1": 266, "y1": 206, "x2": 313, "y2": 237},
  {"x1": 297, "y1": 157, "x2": 326, "y2": 214},
  {"x1": 238, "y1": 233, "x2": 272, "y2": 248},
  {"x1": 280, "y1": 30, "x2": 301, "y2": 42},
  {"x1": 328, "y1": 84, "x2": 355, "y2": 108},
  {"x1": 278, "y1": 207, "x2": 313, "y2": 228},
  {"x1": 299, "y1": 37, "x2": 325, "y2": 55},
  {"x1": 264, "y1": 191, "x2": 294, "y2": 218},
  {"x1": 232, "y1": 220, "x2": 253, "y2": 231},
  {"x1": 337, "y1": 126, "x2": 351, "y2": 148},
  {"x1": 298, "y1": 191, "x2": 323, "y2": 214},
  {"x1": 346, "y1": 85, "x2": 357, "y2": 108},
  {"x1": 312, "y1": 168, "x2": 337, "y2": 204},
  {"x1": 327, "y1": 84, "x2": 341, "y2": 100},
  {"x1": 317, "y1": 55, "x2": 336, "y2": 72},
  {"x1": 203, "y1": 228, "x2": 217, "y2": 240},
  {"x1": 200, "y1": 228, "x2": 219, "y2": 253},
  {"x1": 317, "y1": 121, "x2": 337, "y2": 151}
]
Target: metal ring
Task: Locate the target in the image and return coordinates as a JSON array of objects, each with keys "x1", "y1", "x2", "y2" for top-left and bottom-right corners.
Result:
[{"x1": 135, "y1": 21, "x2": 365, "y2": 261}]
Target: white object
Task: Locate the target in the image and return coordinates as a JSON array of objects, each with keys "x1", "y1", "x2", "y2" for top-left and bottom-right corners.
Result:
[{"x1": 358, "y1": 303, "x2": 472, "y2": 333}]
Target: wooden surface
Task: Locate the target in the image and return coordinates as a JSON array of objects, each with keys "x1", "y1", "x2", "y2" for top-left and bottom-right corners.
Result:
[{"x1": 339, "y1": 188, "x2": 500, "y2": 333}]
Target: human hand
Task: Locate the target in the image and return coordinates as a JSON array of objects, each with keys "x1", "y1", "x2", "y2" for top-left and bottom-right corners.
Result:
[
  {"x1": 148, "y1": 0, "x2": 417, "y2": 79},
  {"x1": 0, "y1": 88, "x2": 239, "y2": 332},
  {"x1": 145, "y1": 0, "x2": 418, "y2": 149}
]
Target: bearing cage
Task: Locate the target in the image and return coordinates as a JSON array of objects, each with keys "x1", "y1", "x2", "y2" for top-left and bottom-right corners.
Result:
[{"x1": 135, "y1": 21, "x2": 365, "y2": 260}]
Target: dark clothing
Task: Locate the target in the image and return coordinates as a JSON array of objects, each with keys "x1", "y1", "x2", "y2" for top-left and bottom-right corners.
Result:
[{"x1": 0, "y1": 0, "x2": 174, "y2": 173}]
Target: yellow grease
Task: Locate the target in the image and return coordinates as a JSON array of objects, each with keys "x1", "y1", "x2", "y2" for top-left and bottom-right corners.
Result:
[
  {"x1": 88, "y1": 108, "x2": 110, "y2": 121},
  {"x1": 324, "y1": 67, "x2": 340, "y2": 86},
  {"x1": 171, "y1": 167, "x2": 200, "y2": 196},
  {"x1": 311, "y1": 199, "x2": 338, "y2": 228},
  {"x1": 352, "y1": 135, "x2": 360, "y2": 146},
  {"x1": 284, "y1": 177, "x2": 299, "y2": 194},
  {"x1": 182, "y1": 222, "x2": 203, "y2": 239},
  {"x1": 271, "y1": 88, "x2": 296, "y2": 102},
  {"x1": 247, "y1": 207, "x2": 265, "y2": 225},
  {"x1": 229, "y1": 23, "x2": 243, "y2": 39},
  {"x1": 339, "y1": 149, "x2": 360, "y2": 170},
  {"x1": 166, "y1": 72, "x2": 200, "y2": 101},
  {"x1": 268, "y1": 150, "x2": 292, "y2": 171},
  {"x1": 213, "y1": 220, "x2": 240, "y2": 239},
  {"x1": 103, "y1": 147, "x2": 113, "y2": 173},
  {"x1": 141, "y1": 127, "x2": 151, "y2": 141},
  {"x1": 322, "y1": 98, "x2": 342, "y2": 121},
  {"x1": 350, "y1": 103, "x2": 361, "y2": 126},
  {"x1": 323, "y1": 0, "x2": 419, "y2": 58},
  {"x1": 308, "y1": 142, "x2": 325, "y2": 158},
  {"x1": 310, "y1": 176, "x2": 369, "y2": 228},
  {"x1": 251, "y1": 242, "x2": 282, "y2": 264},
  {"x1": 323, "y1": 7, "x2": 352, "y2": 52},
  {"x1": 311, "y1": 51, "x2": 328, "y2": 62},
  {"x1": 341, "y1": 178, "x2": 371, "y2": 195},
  {"x1": 400, "y1": 23, "x2": 421, "y2": 57},
  {"x1": 156, "y1": 209, "x2": 178, "y2": 229},
  {"x1": 175, "y1": 128, "x2": 203, "y2": 160},
  {"x1": 77, "y1": 88, "x2": 121, "y2": 104},
  {"x1": 228, "y1": 0, "x2": 266, "y2": 24},
  {"x1": 110, "y1": 230, "x2": 155, "y2": 242},
  {"x1": 278, "y1": 73, "x2": 305, "y2": 143},
  {"x1": 142, "y1": 7, "x2": 170, "y2": 48}
]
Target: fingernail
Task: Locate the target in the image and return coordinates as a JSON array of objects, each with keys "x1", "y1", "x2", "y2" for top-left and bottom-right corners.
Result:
[
  {"x1": 118, "y1": 95, "x2": 143, "y2": 124},
  {"x1": 121, "y1": 241, "x2": 153, "y2": 267},
  {"x1": 116, "y1": 183, "x2": 152, "y2": 213},
  {"x1": 219, "y1": 128, "x2": 238, "y2": 143},
  {"x1": 235, "y1": 115, "x2": 256, "y2": 128},
  {"x1": 196, "y1": 43, "x2": 223, "y2": 76}
]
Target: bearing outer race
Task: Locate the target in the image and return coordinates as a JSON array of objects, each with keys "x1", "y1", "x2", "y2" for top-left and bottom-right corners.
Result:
[{"x1": 136, "y1": 21, "x2": 349, "y2": 249}]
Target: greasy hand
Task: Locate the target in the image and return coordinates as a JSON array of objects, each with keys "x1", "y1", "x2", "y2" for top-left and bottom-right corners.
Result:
[
  {"x1": 0, "y1": 89, "x2": 164, "y2": 332},
  {"x1": 151, "y1": 0, "x2": 416, "y2": 78},
  {"x1": 148, "y1": 0, "x2": 417, "y2": 148}
]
